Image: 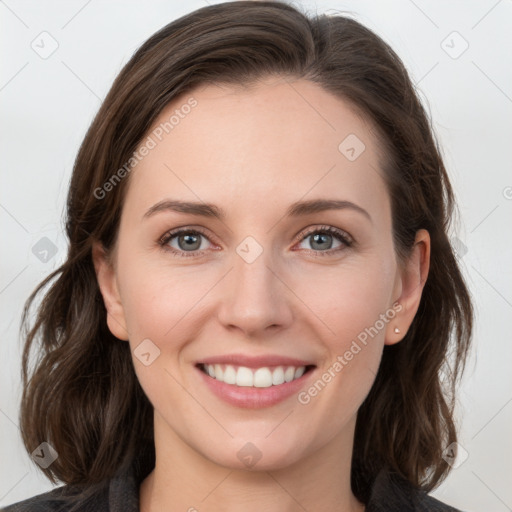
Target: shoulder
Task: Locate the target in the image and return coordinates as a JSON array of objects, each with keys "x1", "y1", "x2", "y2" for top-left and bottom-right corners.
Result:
[
  {"x1": 2, "y1": 440, "x2": 153, "y2": 512},
  {"x1": 366, "y1": 469, "x2": 465, "y2": 512},
  {"x1": 1, "y1": 482, "x2": 109, "y2": 512},
  {"x1": 408, "y1": 491, "x2": 463, "y2": 512}
]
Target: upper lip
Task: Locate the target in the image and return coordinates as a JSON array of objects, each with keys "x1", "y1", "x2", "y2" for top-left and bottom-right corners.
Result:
[{"x1": 197, "y1": 353, "x2": 316, "y2": 369}]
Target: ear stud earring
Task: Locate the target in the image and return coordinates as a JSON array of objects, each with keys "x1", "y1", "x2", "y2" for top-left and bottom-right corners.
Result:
[{"x1": 394, "y1": 327, "x2": 400, "y2": 334}]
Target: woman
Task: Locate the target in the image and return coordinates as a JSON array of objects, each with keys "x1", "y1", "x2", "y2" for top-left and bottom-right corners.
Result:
[{"x1": 4, "y1": 1, "x2": 473, "y2": 511}]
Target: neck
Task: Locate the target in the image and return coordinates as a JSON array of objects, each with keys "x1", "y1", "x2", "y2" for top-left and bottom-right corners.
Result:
[{"x1": 140, "y1": 413, "x2": 365, "y2": 512}]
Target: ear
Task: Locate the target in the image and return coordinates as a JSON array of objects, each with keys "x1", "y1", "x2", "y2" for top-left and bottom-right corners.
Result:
[
  {"x1": 385, "y1": 229, "x2": 430, "y2": 346},
  {"x1": 91, "y1": 240, "x2": 129, "y2": 341}
]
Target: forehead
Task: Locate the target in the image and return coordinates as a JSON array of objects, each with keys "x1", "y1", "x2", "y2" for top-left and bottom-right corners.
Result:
[{"x1": 124, "y1": 77, "x2": 389, "y2": 221}]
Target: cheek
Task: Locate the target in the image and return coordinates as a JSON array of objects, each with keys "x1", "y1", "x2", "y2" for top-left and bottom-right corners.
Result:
[
  {"x1": 291, "y1": 255, "x2": 396, "y2": 432},
  {"x1": 290, "y1": 253, "x2": 397, "y2": 349},
  {"x1": 119, "y1": 273, "x2": 174, "y2": 340},
  {"x1": 116, "y1": 248, "x2": 213, "y2": 341},
  {"x1": 116, "y1": 263, "x2": 197, "y2": 408}
]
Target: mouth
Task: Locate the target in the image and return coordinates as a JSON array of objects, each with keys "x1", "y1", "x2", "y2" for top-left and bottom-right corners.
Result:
[
  {"x1": 196, "y1": 362, "x2": 316, "y2": 388},
  {"x1": 194, "y1": 356, "x2": 317, "y2": 409}
]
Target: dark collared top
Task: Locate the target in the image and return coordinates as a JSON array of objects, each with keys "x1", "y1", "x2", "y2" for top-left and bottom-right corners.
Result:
[{"x1": 2, "y1": 443, "x2": 464, "y2": 512}]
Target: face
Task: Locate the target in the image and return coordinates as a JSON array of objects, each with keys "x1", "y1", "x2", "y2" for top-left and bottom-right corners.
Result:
[{"x1": 94, "y1": 76, "x2": 429, "y2": 471}]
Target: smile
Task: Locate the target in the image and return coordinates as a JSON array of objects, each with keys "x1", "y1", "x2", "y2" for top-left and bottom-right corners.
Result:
[
  {"x1": 199, "y1": 363, "x2": 312, "y2": 387},
  {"x1": 195, "y1": 354, "x2": 317, "y2": 408}
]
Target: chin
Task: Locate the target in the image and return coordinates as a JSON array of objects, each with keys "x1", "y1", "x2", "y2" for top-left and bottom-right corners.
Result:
[{"x1": 200, "y1": 433, "x2": 309, "y2": 472}]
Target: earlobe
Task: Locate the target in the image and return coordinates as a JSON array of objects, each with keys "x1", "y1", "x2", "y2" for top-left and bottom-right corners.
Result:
[
  {"x1": 91, "y1": 241, "x2": 130, "y2": 341},
  {"x1": 385, "y1": 229, "x2": 431, "y2": 346}
]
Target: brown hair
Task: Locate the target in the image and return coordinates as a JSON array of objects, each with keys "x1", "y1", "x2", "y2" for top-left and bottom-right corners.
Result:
[{"x1": 19, "y1": 0, "x2": 473, "y2": 504}]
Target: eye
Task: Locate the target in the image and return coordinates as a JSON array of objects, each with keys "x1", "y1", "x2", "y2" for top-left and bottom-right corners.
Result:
[
  {"x1": 158, "y1": 225, "x2": 353, "y2": 258},
  {"x1": 294, "y1": 225, "x2": 353, "y2": 256},
  {"x1": 159, "y1": 228, "x2": 216, "y2": 258}
]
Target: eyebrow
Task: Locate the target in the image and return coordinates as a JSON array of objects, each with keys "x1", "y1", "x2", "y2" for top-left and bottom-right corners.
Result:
[{"x1": 143, "y1": 198, "x2": 371, "y2": 222}]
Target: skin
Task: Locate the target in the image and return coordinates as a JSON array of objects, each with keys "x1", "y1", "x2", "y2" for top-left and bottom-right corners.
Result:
[{"x1": 93, "y1": 76, "x2": 430, "y2": 512}]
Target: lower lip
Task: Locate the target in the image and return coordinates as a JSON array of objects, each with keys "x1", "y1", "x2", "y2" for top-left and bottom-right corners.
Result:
[{"x1": 196, "y1": 366, "x2": 315, "y2": 409}]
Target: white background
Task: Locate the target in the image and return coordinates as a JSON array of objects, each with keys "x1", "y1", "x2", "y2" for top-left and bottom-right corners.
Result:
[{"x1": 1, "y1": 1, "x2": 511, "y2": 510}]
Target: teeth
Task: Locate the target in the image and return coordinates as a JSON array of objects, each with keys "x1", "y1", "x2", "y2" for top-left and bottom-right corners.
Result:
[
  {"x1": 237, "y1": 366, "x2": 253, "y2": 387},
  {"x1": 272, "y1": 366, "x2": 285, "y2": 385},
  {"x1": 203, "y1": 364, "x2": 308, "y2": 387},
  {"x1": 253, "y1": 368, "x2": 272, "y2": 388},
  {"x1": 284, "y1": 366, "x2": 295, "y2": 382},
  {"x1": 214, "y1": 364, "x2": 223, "y2": 381},
  {"x1": 223, "y1": 365, "x2": 236, "y2": 384}
]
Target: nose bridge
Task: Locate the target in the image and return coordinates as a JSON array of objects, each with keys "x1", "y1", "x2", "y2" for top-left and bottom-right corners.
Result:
[
  {"x1": 235, "y1": 238, "x2": 274, "y2": 297},
  {"x1": 217, "y1": 233, "x2": 291, "y2": 333}
]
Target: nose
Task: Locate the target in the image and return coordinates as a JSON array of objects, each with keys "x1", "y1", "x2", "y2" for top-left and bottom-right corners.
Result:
[{"x1": 216, "y1": 244, "x2": 294, "y2": 338}]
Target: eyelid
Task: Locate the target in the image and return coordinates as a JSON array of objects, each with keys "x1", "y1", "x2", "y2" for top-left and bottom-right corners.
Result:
[
  {"x1": 294, "y1": 224, "x2": 354, "y2": 246},
  {"x1": 158, "y1": 226, "x2": 220, "y2": 259},
  {"x1": 158, "y1": 225, "x2": 214, "y2": 246}
]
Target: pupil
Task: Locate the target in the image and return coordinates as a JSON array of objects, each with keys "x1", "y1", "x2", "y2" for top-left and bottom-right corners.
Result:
[
  {"x1": 312, "y1": 233, "x2": 331, "y2": 250},
  {"x1": 180, "y1": 234, "x2": 200, "y2": 250}
]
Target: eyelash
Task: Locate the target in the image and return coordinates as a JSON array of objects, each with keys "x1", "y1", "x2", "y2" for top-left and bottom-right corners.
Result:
[{"x1": 158, "y1": 225, "x2": 353, "y2": 258}]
